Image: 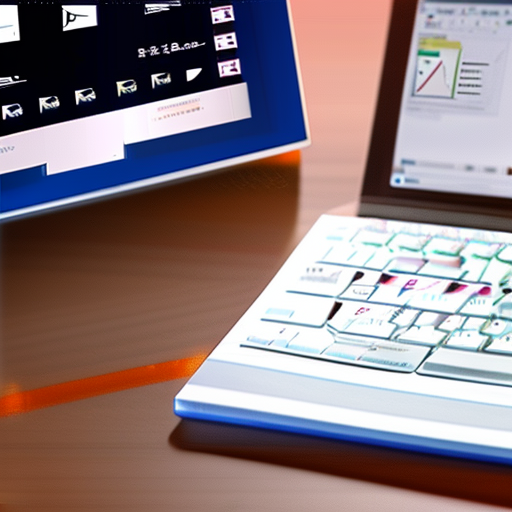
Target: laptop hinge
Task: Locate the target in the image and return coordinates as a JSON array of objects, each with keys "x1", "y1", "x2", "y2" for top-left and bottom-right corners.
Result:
[{"x1": 358, "y1": 201, "x2": 512, "y2": 233}]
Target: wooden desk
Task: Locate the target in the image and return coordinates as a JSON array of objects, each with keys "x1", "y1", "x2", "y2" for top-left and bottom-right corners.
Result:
[{"x1": 2, "y1": 1, "x2": 512, "y2": 510}]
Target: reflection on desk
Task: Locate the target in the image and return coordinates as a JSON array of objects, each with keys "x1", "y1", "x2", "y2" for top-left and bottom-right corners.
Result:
[{"x1": 173, "y1": 419, "x2": 512, "y2": 508}]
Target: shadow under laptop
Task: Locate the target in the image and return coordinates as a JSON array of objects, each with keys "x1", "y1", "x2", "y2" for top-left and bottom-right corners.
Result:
[{"x1": 170, "y1": 418, "x2": 512, "y2": 508}]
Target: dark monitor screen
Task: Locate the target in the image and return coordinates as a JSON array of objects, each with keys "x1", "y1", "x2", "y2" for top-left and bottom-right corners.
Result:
[{"x1": 0, "y1": 1, "x2": 308, "y2": 220}]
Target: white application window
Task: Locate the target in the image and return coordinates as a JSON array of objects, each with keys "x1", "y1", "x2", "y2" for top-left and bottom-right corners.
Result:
[
  {"x1": 391, "y1": 1, "x2": 512, "y2": 199},
  {"x1": 0, "y1": 5, "x2": 20, "y2": 44}
]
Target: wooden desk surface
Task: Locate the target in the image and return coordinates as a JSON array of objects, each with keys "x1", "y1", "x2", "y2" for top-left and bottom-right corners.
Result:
[{"x1": 2, "y1": 1, "x2": 512, "y2": 510}]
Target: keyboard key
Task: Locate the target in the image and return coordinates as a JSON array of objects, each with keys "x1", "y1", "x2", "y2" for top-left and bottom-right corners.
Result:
[
  {"x1": 459, "y1": 295, "x2": 495, "y2": 317},
  {"x1": 438, "y1": 314, "x2": 465, "y2": 332},
  {"x1": 495, "y1": 294, "x2": 512, "y2": 319},
  {"x1": 394, "y1": 311, "x2": 448, "y2": 345},
  {"x1": 327, "y1": 301, "x2": 399, "y2": 334},
  {"x1": 485, "y1": 334, "x2": 512, "y2": 355},
  {"x1": 398, "y1": 325, "x2": 446, "y2": 347},
  {"x1": 389, "y1": 307, "x2": 419, "y2": 327},
  {"x1": 461, "y1": 241, "x2": 501, "y2": 259},
  {"x1": 286, "y1": 329, "x2": 334, "y2": 354},
  {"x1": 359, "y1": 341, "x2": 431, "y2": 372},
  {"x1": 364, "y1": 247, "x2": 394, "y2": 270},
  {"x1": 245, "y1": 324, "x2": 299, "y2": 347},
  {"x1": 351, "y1": 229, "x2": 394, "y2": 246},
  {"x1": 460, "y1": 257, "x2": 488, "y2": 282},
  {"x1": 384, "y1": 256, "x2": 425, "y2": 274},
  {"x1": 324, "y1": 226, "x2": 359, "y2": 243},
  {"x1": 342, "y1": 317, "x2": 397, "y2": 338},
  {"x1": 261, "y1": 294, "x2": 335, "y2": 327},
  {"x1": 387, "y1": 233, "x2": 429, "y2": 252},
  {"x1": 444, "y1": 330, "x2": 488, "y2": 350},
  {"x1": 418, "y1": 348, "x2": 512, "y2": 386},
  {"x1": 462, "y1": 316, "x2": 486, "y2": 331},
  {"x1": 423, "y1": 237, "x2": 464, "y2": 256},
  {"x1": 417, "y1": 261, "x2": 466, "y2": 279},
  {"x1": 325, "y1": 339, "x2": 430, "y2": 372},
  {"x1": 288, "y1": 264, "x2": 357, "y2": 297},
  {"x1": 480, "y1": 318, "x2": 512, "y2": 337},
  {"x1": 497, "y1": 245, "x2": 512, "y2": 263},
  {"x1": 480, "y1": 258, "x2": 512, "y2": 287},
  {"x1": 397, "y1": 325, "x2": 447, "y2": 346},
  {"x1": 415, "y1": 311, "x2": 447, "y2": 327},
  {"x1": 331, "y1": 332, "x2": 376, "y2": 346},
  {"x1": 339, "y1": 284, "x2": 376, "y2": 301},
  {"x1": 346, "y1": 245, "x2": 378, "y2": 266},
  {"x1": 321, "y1": 243, "x2": 358, "y2": 265},
  {"x1": 323, "y1": 342, "x2": 368, "y2": 360}
]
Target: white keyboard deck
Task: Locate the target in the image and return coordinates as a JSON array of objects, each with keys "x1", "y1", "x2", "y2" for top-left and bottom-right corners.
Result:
[{"x1": 240, "y1": 215, "x2": 512, "y2": 387}]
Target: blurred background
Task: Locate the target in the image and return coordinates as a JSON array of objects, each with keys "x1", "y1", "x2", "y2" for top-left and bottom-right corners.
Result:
[{"x1": 292, "y1": 0, "x2": 391, "y2": 224}]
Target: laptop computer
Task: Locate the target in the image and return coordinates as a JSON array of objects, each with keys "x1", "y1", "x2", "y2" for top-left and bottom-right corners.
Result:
[{"x1": 174, "y1": 0, "x2": 512, "y2": 464}]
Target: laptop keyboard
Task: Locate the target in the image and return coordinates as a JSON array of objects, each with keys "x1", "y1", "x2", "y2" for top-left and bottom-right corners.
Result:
[{"x1": 240, "y1": 216, "x2": 512, "y2": 388}]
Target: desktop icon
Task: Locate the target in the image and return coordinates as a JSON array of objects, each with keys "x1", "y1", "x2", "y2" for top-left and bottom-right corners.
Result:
[
  {"x1": 214, "y1": 32, "x2": 238, "y2": 51},
  {"x1": 39, "y1": 96, "x2": 60, "y2": 113},
  {"x1": 151, "y1": 73, "x2": 171, "y2": 89},
  {"x1": 186, "y1": 68, "x2": 202, "y2": 82},
  {"x1": 62, "y1": 6, "x2": 98, "y2": 31},
  {"x1": 2, "y1": 103, "x2": 23, "y2": 119},
  {"x1": 211, "y1": 6, "x2": 234, "y2": 24},
  {"x1": 75, "y1": 88, "x2": 96, "y2": 105},
  {"x1": 117, "y1": 79, "x2": 137, "y2": 97},
  {"x1": 218, "y1": 59, "x2": 241, "y2": 77}
]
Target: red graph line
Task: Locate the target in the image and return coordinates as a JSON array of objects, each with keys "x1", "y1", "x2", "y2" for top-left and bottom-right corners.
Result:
[{"x1": 416, "y1": 59, "x2": 443, "y2": 93}]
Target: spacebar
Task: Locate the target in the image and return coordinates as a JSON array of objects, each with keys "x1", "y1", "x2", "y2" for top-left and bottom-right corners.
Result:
[{"x1": 417, "y1": 348, "x2": 512, "y2": 387}]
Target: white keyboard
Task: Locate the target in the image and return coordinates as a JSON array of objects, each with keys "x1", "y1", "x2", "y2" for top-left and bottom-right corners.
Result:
[{"x1": 240, "y1": 216, "x2": 512, "y2": 387}]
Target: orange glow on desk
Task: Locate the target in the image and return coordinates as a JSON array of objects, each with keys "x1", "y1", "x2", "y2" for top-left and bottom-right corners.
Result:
[
  {"x1": 265, "y1": 150, "x2": 301, "y2": 166},
  {"x1": 0, "y1": 353, "x2": 207, "y2": 417}
]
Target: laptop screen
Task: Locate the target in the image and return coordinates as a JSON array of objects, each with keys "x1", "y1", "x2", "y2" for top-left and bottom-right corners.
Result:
[
  {"x1": 361, "y1": 0, "x2": 512, "y2": 227},
  {"x1": 0, "y1": 1, "x2": 308, "y2": 220},
  {"x1": 391, "y1": 0, "x2": 512, "y2": 199}
]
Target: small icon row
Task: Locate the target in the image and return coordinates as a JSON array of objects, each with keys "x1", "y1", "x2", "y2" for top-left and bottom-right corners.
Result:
[
  {"x1": 0, "y1": 61, "x2": 244, "y2": 121},
  {"x1": 211, "y1": 7, "x2": 239, "y2": 77},
  {"x1": 0, "y1": 4, "x2": 234, "y2": 45},
  {"x1": 0, "y1": 80, "x2": 157, "y2": 120}
]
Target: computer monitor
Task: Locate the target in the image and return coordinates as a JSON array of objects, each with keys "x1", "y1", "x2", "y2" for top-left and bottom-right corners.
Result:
[{"x1": 0, "y1": 1, "x2": 308, "y2": 220}]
